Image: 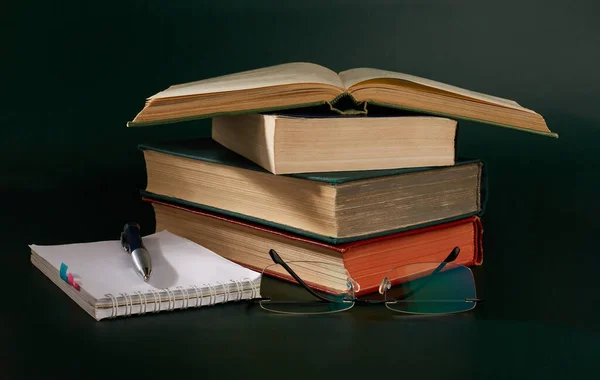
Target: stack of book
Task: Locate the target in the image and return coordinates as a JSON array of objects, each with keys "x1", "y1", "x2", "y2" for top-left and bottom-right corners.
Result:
[{"x1": 129, "y1": 62, "x2": 556, "y2": 295}]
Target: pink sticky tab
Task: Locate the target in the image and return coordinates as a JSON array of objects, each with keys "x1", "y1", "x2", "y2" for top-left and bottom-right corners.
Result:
[{"x1": 68, "y1": 273, "x2": 80, "y2": 291}]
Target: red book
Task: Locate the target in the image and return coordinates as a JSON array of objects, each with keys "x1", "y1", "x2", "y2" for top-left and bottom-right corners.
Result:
[{"x1": 146, "y1": 197, "x2": 483, "y2": 295}]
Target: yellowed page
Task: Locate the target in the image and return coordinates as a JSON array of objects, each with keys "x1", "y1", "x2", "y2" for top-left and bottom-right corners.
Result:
[
  {"x1": 339, "y1": 68, "x2": 535, "y2": 113},
  {"x1": 149, "y1": 62, "x2": 343, "y2": 100}
]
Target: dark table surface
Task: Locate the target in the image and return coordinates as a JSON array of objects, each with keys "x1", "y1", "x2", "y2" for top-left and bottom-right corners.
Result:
[
  {"x1": 2, "y1": 180, "x2": 599, "y2": 379},
  {"x1": 3, "y1": 253, "x2": 599, "y2": 379}
]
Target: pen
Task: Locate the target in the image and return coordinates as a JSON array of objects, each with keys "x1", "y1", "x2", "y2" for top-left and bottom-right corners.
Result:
[{"x1": 120, "y1": 222, "x2": 152, "y2": 281}]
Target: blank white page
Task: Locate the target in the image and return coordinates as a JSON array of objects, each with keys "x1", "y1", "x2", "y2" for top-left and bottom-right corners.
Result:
[{"x1": 29, "y1": 230, "x2": 260, "y2": 300}]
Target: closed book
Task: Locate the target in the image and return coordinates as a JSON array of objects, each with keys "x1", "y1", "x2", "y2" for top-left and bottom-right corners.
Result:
[
  {"x1": 212, "y1": 113, "x2": 458, "y2": 174},
  {"x1": 127, "y1": 62, "x2": 556, "y2": 138},
  {"x1": 139, "y1": 138, "x2": 486, "y2": 244},
  {"x1": 147, "y1": 197, "x2": 483, "y2": 295}
]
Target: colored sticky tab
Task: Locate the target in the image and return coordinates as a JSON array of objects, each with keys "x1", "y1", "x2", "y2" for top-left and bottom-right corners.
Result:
[
  {"x1": 60, "y1": 262, "x2": 80, "y2": 291},
  {"x1": 59, "y1": 263, "x2": 69, "y2": 282},
  {"x1": 68, "y1": 273, "x2": 80, "y2": 291}
]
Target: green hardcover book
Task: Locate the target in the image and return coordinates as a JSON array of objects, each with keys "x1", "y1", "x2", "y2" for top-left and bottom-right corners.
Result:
[
  {"x1": 139, "y1": 138, "x2": 487, "y2": 244},
  {"x1": 128, "y1": 62, "x2": 557, "y2": 138}
]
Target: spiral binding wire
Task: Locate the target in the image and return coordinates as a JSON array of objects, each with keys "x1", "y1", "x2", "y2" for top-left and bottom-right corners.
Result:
[
  {"x1": 105, "y1": 293, "x2": 118, "y2": 318},
  {"x1": 217, "y1": 281, "x2": 229, "y2": 303},
  {"x1": 164, "y1": 288, "x2": 175, "y2": 311},
  {"x1": 205, "y1": 283, "x2": 217, "y2": 306},
  {"x1": 135, "y1": 291, "x2": 147, "y2": 315},
  {"x1": 190, "y1": 285, "x2": 203, "y2": 308},
  {"x1": 177, "y1": 286, "x2": 190, "y2": 309},
  {"x1": 243, "y1": 277, "x2": 259, "y2": 299},
  {"x1": 103, "y1": 278, "x2": 258, "y2": 318},
  {"x1": 149, "y1": 289, "x2": 161, "y2": 313},
  {"x1": 232, "y1": 279, "x2": 242, "y2": 301},
  {"x1": 119, "y1": 292, "x2": 134, "y2": 317}
]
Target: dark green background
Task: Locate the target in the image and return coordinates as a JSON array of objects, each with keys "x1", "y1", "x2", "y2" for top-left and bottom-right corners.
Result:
[{"x1": 2, "y1": 1, "x2": 599, "y2": 378}]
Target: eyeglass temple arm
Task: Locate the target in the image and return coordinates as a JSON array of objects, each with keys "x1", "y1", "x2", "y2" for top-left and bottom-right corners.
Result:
[
  {"x1": 268, "y1": 249, "x2": 335, "y2": 303},
  {"x1": 392, "y1": 246, "x2": 460, "y2": 301}
]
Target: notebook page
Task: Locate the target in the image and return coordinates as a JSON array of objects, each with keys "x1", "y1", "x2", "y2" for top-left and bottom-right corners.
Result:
[{"x1": 29, "y1": 230, "x2": 260, "y2": 301}]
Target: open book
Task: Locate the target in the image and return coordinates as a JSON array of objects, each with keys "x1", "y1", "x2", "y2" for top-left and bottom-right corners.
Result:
[
  {"x1": 30, "y1": 230, "x2": 261, "y2": 321},
  {"x1": 128, "y1": 62, "x2": 556, "y2": 137}
]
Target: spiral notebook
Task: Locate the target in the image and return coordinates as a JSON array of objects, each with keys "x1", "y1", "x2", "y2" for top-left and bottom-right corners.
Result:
[{"x1": 29, "y1": 230, "x2": 262, "y2": 321}]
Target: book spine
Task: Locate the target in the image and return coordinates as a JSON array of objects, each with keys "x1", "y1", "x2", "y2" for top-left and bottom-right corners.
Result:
[{"x1": 327, "y1": 92, "x2": 368, "y2": 115}]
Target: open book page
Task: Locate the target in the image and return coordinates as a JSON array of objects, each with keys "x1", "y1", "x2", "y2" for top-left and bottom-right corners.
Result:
[
  {"x1": 149, "y1": 62, "x2": 344, "y2": 100},
  {"x1": 339, "y1": 68, "x2": 535, "y2": 113},
  {"x1": 29, "y1": 230, "x2": 260, "y2": 301}
]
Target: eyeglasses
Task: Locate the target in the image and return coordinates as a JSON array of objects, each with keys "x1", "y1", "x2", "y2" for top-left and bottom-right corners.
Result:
[{"x1": 258, "y1": 247, "x2": 483, "y2": 315}]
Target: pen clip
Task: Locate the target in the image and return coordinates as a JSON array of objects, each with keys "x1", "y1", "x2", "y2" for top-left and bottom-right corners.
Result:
[{"x1": 120, "y1": 231, "x2": 130, "y2": 253}]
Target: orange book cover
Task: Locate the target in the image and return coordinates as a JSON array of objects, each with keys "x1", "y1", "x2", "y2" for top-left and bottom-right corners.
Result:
[{"x1": 146, "y1": 197, "x2": 483, "y2": 295}]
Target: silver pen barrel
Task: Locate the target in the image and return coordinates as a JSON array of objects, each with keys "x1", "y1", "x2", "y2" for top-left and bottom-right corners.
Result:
[{"x1": 131, "y1": 247, "x2": 152, "y2": 281}]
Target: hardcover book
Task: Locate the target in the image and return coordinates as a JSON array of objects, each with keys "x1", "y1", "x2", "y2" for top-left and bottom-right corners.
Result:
[
  {"x1": 128, "y1": 62, "x2": 556, "y2": 138},
  {"x1": 148, "y1": 197, "x2": 483, "y2": 295},
  {"x1": 212, "y1": 113, "x2": 458, "y2": 174},
  {"x1": 139, "y1": 138, "x2": 486, "y2": 244}
]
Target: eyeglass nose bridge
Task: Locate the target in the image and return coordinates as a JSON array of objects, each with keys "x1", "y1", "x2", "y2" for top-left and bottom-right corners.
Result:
[
  {"x1": 378, "y1": 276, "x2": 391, "y2": 295},
  {"x1": 346, "y1": 275, "x2": 361, "y2": 293}
]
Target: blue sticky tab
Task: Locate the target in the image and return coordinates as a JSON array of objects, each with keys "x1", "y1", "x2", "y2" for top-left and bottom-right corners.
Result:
[{"x1": 59, "y1": 263, "x2": 69, "y2": 282}]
